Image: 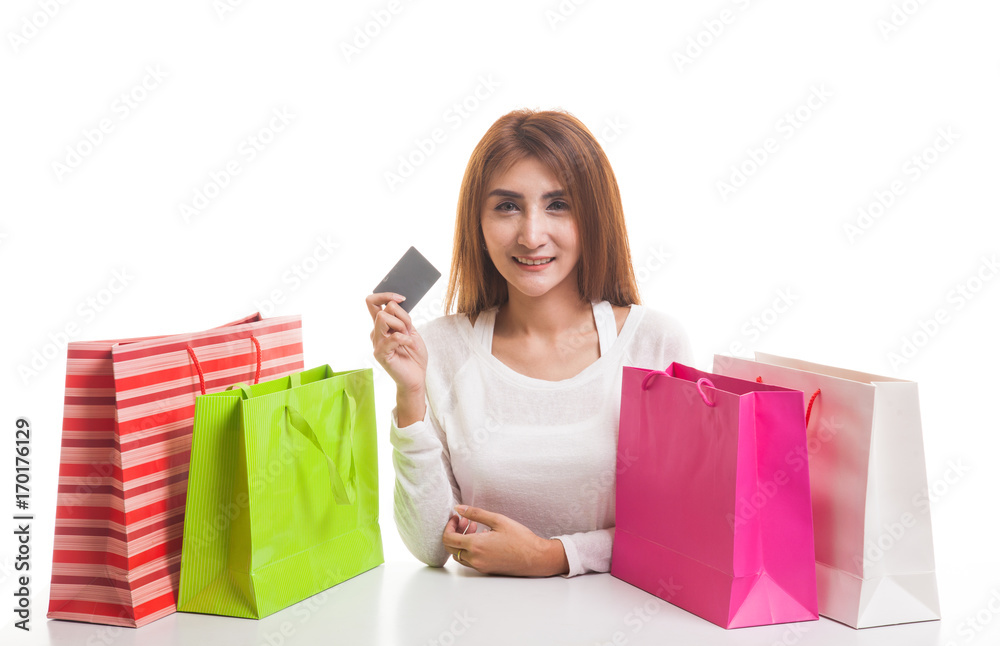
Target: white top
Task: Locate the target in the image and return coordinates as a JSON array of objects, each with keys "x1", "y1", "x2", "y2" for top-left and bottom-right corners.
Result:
[{"x1": 389, "y1": 300, "x2": 694, "y2": 577}]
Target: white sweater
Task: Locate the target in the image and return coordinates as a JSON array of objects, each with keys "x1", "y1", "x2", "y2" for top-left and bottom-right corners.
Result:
[{"x1": 389, "y1": 300, "x2": 694, "y2": 577}]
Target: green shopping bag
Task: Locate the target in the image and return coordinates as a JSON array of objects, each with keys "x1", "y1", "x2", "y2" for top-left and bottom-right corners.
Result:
[{"x1": 177, "y1": 365, "x2": 383, "y2": 619}]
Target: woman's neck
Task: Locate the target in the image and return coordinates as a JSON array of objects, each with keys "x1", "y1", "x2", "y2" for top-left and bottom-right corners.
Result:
[{"x1": 495, "y1": 287, "x2": 594, "y2": 343}]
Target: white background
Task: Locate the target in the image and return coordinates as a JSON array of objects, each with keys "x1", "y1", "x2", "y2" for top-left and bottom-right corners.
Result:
[{"x1": 1, "y1": 1, "x2": 998, "y2": 644}]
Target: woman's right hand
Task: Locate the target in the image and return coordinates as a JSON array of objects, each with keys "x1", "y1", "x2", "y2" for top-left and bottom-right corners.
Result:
[{"x1": 366, "y1": 292, "x2": 428, "y2": 401}]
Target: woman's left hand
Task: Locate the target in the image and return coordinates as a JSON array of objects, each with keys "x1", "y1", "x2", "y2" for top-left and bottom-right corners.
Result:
[{"x1": 442, "y1": 505, "x2": 569, "y2": 577}]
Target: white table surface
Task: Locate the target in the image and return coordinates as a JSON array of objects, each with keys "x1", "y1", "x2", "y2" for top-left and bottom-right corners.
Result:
[{"x1": 19, "y1": 560, "x2": 985, "y2": 646}]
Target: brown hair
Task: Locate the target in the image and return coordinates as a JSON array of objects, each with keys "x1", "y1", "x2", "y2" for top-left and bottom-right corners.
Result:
[{"x1": 443, "y1": 108, "x2": 641, "y2": 316}]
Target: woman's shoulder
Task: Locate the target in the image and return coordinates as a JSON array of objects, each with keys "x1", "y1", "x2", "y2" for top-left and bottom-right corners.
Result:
[
  {"x1": 626, "y1": 304, "x2": 692, "y2": 360},
  {"x1": 630, "y1": 303, "x2": 687, "y2": 336}
]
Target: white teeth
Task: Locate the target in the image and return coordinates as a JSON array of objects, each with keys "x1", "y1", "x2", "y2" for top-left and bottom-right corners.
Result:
[{"x1": 515, "y1": 257, "x2": 554, "y2": 265}]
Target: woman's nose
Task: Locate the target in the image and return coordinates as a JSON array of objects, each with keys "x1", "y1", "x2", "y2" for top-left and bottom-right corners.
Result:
[{"x1": 517, "y1": 206, "x2": 548, "y2": 249}]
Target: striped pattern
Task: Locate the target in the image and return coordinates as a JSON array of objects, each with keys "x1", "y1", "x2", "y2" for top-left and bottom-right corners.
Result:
[{"x1": 47, "y1": 314, "x2": 304, "y2": 628}]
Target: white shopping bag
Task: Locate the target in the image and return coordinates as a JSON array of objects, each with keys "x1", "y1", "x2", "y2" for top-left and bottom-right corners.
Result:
[{"x1": 713, "y1": 352, "x2": 941, "y2": 629}]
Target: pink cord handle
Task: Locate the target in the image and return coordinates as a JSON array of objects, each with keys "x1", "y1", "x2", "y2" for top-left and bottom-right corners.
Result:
[
  {"x1": 696, "y1": 378, "x2": 716, "y2": 407},
  {"x1": 640, "y1": 370, "x2": 668, "y2": 391}
]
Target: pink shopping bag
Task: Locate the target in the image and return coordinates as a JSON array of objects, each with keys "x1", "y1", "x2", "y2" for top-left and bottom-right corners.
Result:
[{"x1": 611, "y1": 362, "x2": 818, "y2": 629}]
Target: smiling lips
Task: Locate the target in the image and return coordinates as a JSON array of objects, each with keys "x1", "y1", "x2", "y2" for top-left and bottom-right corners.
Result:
[{"x1": 513, "y1": 256, "x2": 554, "y2": 266}]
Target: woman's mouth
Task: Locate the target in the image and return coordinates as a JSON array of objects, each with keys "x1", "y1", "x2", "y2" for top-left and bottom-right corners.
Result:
[{"x1": 513, "y1": 257, "x2": 554, "y2": 266}]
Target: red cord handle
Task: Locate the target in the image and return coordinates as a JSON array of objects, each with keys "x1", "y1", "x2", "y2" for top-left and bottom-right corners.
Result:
[
  {"x1": 187, "y1": 334, "x2": 263, "y2": 396},
  {"x1": 187, "y1": 346, "x2": 207, "y2": 395},
  {"x1": 250, "y1": 334, "x2": 262, "y2": 384},
  {"x1": 804, "y1": 388, "x2": 821, "y2": 428}
]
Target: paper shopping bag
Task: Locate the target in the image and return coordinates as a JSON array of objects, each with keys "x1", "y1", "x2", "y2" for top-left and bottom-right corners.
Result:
[
  {"x1": 47, "y1": 313, "x2": 304, "y2": 627},
  {"x1": 611, "y1": 362, "x2": 818, "y2": 629},
  {"x1": 177, "y1": 365, "x2": 383, "y2": 619},
  {"x1": 713, "y1": 353, "x2": 941, "y2": 628}
]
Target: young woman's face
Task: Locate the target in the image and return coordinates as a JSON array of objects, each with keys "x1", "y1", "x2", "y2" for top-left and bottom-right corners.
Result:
[{"x1": 480, "y1": 156, "x2": 581, "y2": 300}]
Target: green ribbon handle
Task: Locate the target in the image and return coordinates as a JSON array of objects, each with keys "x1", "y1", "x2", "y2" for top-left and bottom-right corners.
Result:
[
  {"x1": 229, "y1": 383, "x2": 253, "y2": 399},
  {"x1": 283, "y1": 391, "x2": 357, "y2": 506}
]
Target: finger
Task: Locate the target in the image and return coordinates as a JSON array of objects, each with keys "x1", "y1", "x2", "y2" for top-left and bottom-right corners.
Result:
[
  {"x1": 374, "y1": 309, "x2": 411, "y2": 341},
  {"x1": 384, "y1": 299, "x2": 417, "y2": 335},
  {"x1": 442, "y1": 532, "x2": 471, "y2": 551},
  {"x1": 459, "y1": 517, "x2": 478, "y2": 535},
  {"x1": 375, "y1": 327, "x2": 417, "y2": 353},
  {"x1": 442, "y1": 513, "x2": 464, "y2": 539},
  {"x1": 455, "y1": 505, "x2": 503, "y2": 529},
  {"x1": 442, "y1": 520, "x2": 474, "y2": 550},
  {"x1": 375, "y1": 331, "x2": 419, "y2": 364},
  {"x1": 365, "y1": 292, "x2": 407, "y2": 324},
  {"x1": 442, "y1": 515, "x2": 461, "y2": 535}
]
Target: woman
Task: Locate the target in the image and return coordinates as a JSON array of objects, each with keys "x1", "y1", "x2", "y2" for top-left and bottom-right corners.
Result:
[{"x1": 366, "y1": 109, "x2": 693, "y2": 577}]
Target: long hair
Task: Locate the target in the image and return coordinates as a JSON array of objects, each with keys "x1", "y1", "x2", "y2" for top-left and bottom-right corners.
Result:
[{"x1": 443, "y1": 108, "x2": 641, "y2": 316}]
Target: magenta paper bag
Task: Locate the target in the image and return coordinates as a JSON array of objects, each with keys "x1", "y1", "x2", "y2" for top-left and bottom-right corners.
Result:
[{"x1": 611, "y1": 362, "x2": 818, "y2": 629}]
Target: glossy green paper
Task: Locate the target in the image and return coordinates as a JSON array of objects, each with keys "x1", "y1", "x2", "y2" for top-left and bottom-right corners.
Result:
[{"x1": 177, "y1": 365, "x2": 383, "y2": 619}]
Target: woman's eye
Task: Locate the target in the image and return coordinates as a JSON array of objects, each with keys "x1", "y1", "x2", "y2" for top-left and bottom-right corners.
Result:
[
  {"x1": 495, "y1": 201, "x2": 519, "y2": 212},
  {"x1": 549, "y1": 200, "x2": 569, "y2": 211}
]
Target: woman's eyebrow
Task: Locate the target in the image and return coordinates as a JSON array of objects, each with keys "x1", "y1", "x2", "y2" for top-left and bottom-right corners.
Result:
[{"x1": 486, "y1": 188, "x2": 566, "y2": 199}]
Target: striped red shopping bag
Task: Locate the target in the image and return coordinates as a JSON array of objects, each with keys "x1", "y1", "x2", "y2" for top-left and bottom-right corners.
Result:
[{"x1": 47, "y1": 313, "x2": 304, "y2": 627}]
